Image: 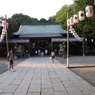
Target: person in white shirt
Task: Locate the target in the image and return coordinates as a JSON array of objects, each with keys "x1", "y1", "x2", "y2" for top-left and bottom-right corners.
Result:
[{"x1": 51, "y1": 51, "x2": 55, "y2": 63}]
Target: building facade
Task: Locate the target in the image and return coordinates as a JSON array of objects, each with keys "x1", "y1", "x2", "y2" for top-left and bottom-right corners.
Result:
[{"x1": 11, "y1": 22, "x2": 80, "y2": 57}]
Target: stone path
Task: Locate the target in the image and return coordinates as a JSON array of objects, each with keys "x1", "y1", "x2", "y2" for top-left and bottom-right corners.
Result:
[{"x1": 0, "y1": 57, "x2": 95, "y2": 95}]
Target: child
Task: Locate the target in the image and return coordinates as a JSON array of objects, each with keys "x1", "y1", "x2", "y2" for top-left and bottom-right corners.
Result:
[{"x1": 7, "y1": 49, "x2": 15, "y2": 72}]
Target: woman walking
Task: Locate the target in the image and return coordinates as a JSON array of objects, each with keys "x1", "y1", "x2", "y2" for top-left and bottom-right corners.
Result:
[{"x1": 51, "y1": 51, "x2": 55, "y2": 63}]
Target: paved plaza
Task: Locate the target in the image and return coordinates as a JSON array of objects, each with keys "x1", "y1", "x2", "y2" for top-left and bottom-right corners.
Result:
[{"x1": 0, "y1": 57, "x2": 95, "y2": 95}]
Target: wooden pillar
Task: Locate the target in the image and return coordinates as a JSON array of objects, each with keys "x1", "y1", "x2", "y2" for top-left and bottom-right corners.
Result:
[{"x1": 28, "y1": 39, "x2": 31, "y2": 56}]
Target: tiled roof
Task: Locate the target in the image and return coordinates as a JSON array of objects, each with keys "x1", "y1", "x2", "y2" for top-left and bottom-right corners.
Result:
[{"x1": 14, "y1": 22, "x2": 66, "y2": 35}]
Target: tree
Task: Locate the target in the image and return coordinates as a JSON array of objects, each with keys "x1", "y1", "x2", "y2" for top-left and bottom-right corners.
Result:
[
  {"x1": 48, "y1": 16, "x2": 56, "y2": 22},
  {"x1": 39, "y1": 18, "x2": 48, "y2": 22},
  {"x1": 7, "y1": 18, "x2": 18, "y2": 38},
  {"x1": 52, "y1": 0, "x2": 95, "y2": 38},
  {"x1": 12, "y1": 13, "x2": 38, "y2": 27},
  {"x1": 55, "y1": 4, "x2": 75, "y2": 30}
]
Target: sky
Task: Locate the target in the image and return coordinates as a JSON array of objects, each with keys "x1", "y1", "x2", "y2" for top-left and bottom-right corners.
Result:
[{"x1": 0, "y1": 0, "x2": 73, "y2": 20}]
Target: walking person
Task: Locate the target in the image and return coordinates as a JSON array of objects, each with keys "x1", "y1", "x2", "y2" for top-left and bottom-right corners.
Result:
[
  {"x1": 7, "y1": 49, "x2": 15, "y2": 72},
  {"x1": 51, "y1": 51, "x2": 55, "y2": 63}
]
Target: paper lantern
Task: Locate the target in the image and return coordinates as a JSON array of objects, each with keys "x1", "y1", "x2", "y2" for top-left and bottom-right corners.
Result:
[
  {"x1": 1, "y1": 31, "x2": 6, "y2": 35},
  {"x1": 85, "y1": 5, "x2": 93, "y2": 18},
  {"x1": 2, "y1": 26, "x2": 6, "y2": 32},
  {"x1": 73, "y1": 14, "x2": 79, "y2": 23},
  {"x1": 70, "y1": 25, "x2": 74, "y2": 30},
  {"x1": 78, "y1": 11, "x2": 85, "y2": 21},
  {"x1": 70, "y1": 17, "x2": 74, "y2": 25},
  {"x1": 2, "y1": 20, "x2": 7, "y2": 26},
  {"x1": 69, "y1": 25, "x2": 74, "y2": 32},
  {"x1": 2, "y1": 20, "x2": 8, "y2": 28},
  {"x1": 67, "y1": 19, "x2": 70, "y2": 26},
  {"x1": 1, "y1": 35, "x2": 5, "y2": 39}
]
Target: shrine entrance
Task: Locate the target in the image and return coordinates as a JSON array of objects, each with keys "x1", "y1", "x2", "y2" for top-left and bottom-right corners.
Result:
[{"x1": 30, "y1": 38, "x2": 51, "y2": 56}]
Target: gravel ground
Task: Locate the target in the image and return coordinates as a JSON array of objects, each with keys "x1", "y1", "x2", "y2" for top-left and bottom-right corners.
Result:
[
  {"x1": 0, "y1": 56, "x2": 95, "y2": 87},
  {"x1": 69, "y1": 67, "x2": 95, "y2": 87}
]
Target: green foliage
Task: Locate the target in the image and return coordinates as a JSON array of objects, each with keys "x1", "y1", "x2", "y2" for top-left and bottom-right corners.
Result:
[
  {"x1": 7, "y1": 13, "x2": 39, "y2": 38},
  {"x1": 51, "y1": 0, "x2": 95, "y2": 39},
  {"x1": 39, "y1": 18, "x2": 47, "y2": 22},
  {"x1": 54, "y1": 4, "x2": 77, "y2": 30},
  {"x1": 48, "y1": 16, "x2": 56, "y2": 22},
  {"x1": 12, "y1": 13, "x2": 38, "y2": 26},
  {"x1": 73, "y1": 0, "x2": 95, "y2": 39},
  {"x1": 55, "y1": 5, "x2": 68, "y2": 30},
  {"x1": 7, "y1": 18, "x2": 18, "y2": 38}
]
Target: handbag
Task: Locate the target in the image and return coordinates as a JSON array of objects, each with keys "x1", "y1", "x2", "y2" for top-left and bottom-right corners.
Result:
[
  {"x1": 7, "y1": 61, "x2": 10, "y2": 69},
  {"x1": 50, "y1": 57, "x2": 52, "y2": 60}
]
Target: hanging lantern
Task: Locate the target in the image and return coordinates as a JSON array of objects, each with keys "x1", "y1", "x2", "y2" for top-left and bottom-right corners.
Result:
[
  {"x1": 78, "y1": 11, "x2": 85, "y2": 21},
  {"x1": 70, "y1": 25, "x2": 74, "y2": 30},
  {"x1": 67, "y1": 19, "x2": 70, "y2": 26},
  {"x1": 2, "y1": 26, "x2": 6, "y2": 32},
  {"x1": 85, "y1": 5, "x2": 93, "y2": 18},
  {"x1": 69, "y1": 25, "x2": 74, "y2": 32},
  {"x1": 2, "y1": 20, "x2": 8, "y2": 28},
  {"x1": 1, "y1": 34, "x2": 5, "y2": 39},
  {"x1": 70, "y1": 17, "x2": 74, "y2": 25},
  {"x1": 2, "y1": 20, "x2": 7, "y2": 27},
  {"x1": 73, "y1": 14, "x2": 79, "y2": 23},
  {"x1": 1, "y1": 31, "x2": 6, "y2": 35}
]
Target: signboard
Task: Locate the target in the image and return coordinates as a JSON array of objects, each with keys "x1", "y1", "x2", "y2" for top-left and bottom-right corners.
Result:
[
  {"x1": 52, "y1": 38, "x2": 77, "y2": 42},
  {"x1": 8, "y1": 39, "x2": 29, "y2": 43}
]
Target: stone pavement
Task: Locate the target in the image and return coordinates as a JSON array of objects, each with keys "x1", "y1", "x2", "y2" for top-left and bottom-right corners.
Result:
[{"x1": 0, "y1": 57, "x2": 95, "y2": 95}]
